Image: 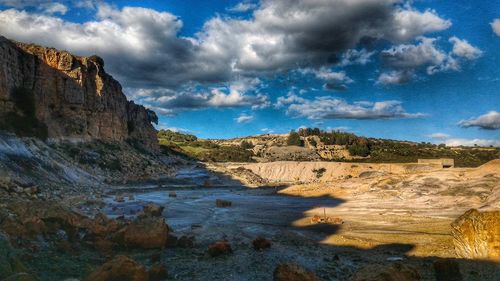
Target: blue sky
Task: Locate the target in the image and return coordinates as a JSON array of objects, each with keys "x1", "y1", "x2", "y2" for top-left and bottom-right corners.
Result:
[{"x1": 0, "y1": 0, "x2": 499, "y2": 145}]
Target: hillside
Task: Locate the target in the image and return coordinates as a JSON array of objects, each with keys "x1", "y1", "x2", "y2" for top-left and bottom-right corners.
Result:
[{"x1": 159, "y1": 129, "x2": 499, "y2": 167}]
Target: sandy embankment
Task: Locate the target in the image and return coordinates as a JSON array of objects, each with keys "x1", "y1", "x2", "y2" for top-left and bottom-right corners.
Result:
[{"x1": 229, "y1": 160, "x2": 500, "y2": 257}]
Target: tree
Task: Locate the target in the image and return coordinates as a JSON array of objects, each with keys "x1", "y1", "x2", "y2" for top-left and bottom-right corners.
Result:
[{"x1": 287, "y1": 130, "x2": 303, "y2": 146}]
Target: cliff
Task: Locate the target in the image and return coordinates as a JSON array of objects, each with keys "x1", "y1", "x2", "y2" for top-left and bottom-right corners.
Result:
[{"x1": 0, "y1": 36, "x2": 158, "y2": 150}]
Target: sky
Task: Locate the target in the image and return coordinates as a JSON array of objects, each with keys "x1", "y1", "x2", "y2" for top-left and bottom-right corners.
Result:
[{"x1": 0, "y1": 0, "x2": 499, "y2": 145}]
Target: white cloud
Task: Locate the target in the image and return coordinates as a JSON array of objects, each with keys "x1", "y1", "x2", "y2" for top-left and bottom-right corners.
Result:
[
  {"x1": 445, "y1": 138, "x2": 500, "y2": 147},
  {"x1": 449, "y1": 36, "x2": 482, "y2": 60},
  {"x1": 379, "y1": 36, "x2": 481, "y2": 84},
  {"x1": 227, "y1": 1, "x2": 257, "y2": 13},
  {"x1": 390, "y1": 7, "x2": 451, "y2": 42},
  {"x1": 286, "y1": 97, "x2": 424, "y2": 120},
  {"x1": 275, "y1": 93, "x2": 306, "y2": 108},
  {"x1": 40, "y1": 2, "x2": 68, "y2": 15},
  {"x1": 459, "y1": 111, "x2": 500, "y2": 130},
  {"x1": 300, "y1": 67, "x2": 353, "y2": 91},
  {"x1": 235, "y1": 114, "x2": 254, "y2": 123},
  {"x1": 377, "y1": 70, "x2": 414, "y2": 85},
  {"x1": 340, "y1": 49, "x2": 375, "y2": 66},
  {"x1": 428, "y1": 132, "x2": 450, "y2": 140},
  {"x1": 491, "y1": 19, "x2": 500, "y2": 36}
]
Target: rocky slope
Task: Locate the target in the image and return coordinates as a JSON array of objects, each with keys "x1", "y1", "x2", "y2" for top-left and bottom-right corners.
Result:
[{"x1": 0, "y1": 36, "x2": 158, "y2": 150}]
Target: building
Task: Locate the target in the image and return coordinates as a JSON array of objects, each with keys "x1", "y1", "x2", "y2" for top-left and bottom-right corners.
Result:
[{"x1": 418, "y1": 158, "x2": 454, "y2": 168}]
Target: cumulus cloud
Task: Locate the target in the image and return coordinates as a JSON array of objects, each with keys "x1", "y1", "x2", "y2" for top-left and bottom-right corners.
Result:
[
  {"x1": 235, "y1": 114, "x2": 254, "y2": 123},
  {"x1": 377, "y1": 70, "x2": 414, "y2": 85},
  {"x1": 140, "y1": 79, "x2": 270, "y2": 116},
  {"x1": 449, "y1": 36, "x2": 482, "y2": 60},
  {"x1": 491, "y1": 19, "x2": 500, "y2": 36},
  {"x1": 0, "y1": 0, "x2": 460, "y2": 113},
  {"x1": 227, "y1": 1, "x2": 257, "y2": 13},
  {"x1": 378, "y1": 36, "x2": 481, "y2": 84},
  {"x1": 274, "y1": 92, "x2": 306, "y2": 108},
  {"x1": 459, "y1": 111, "x2": 500, "y2": 130},
  {"x1": 300, "y1": 67, "x2": 353, "y2": 91},
  {"x1": 340, "y1": 49, "x2": 375, "y2": 66},
  {"x1": 286, "y1": 97, "x2": 424, "y2": 120}
]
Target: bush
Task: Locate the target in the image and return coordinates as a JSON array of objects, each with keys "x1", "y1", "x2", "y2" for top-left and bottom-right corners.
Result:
[
  {"x1": 157, "y1": 129, "x2": 197, "y2": 143},
  {"x1": 287, "y1": 130, "x2": 303, "y2": 146},
  {"x1": 312, "y1": 167, "x2": 326, "y2": 178},
  {"x1": 240, "y1": 140, "x2": 254, "y2": 149}
]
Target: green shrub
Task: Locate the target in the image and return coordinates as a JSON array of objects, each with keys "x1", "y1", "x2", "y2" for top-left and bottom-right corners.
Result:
[{"x1": 287, "y1": 130, "x2": 303, "y2": 146}]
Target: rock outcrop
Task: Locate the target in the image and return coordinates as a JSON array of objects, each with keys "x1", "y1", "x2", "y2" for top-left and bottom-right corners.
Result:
[
  {"x1": 85, "y1": 255, "x2": 149, "y2": 281},
  {"x1": 451, "y1": 209, "x2": 500, "y2": 261},
  {"x1": 0, "y1": 36, "x2": 158, "y2": 150}
]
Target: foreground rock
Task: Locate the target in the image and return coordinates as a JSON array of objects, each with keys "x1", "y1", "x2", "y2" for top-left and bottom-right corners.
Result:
[
  {"x1": 273, "y1": 263, "x2": 319, "y2": 281},
  {"x1": 85, "y1": 255, "x2": 149, "y2": 281},
  {"x1": 350, "y1": 263, "x2": 420, "y2": 281},
  {"x1": 208, "y1": 240, "x2": 232, "y2": 257},
  {"x1": 253, "y1": 237, "x2": 271, "y2": 251},
  {"x1": 0, "y1": 233, "x2": 37, "y2": 281},
  {"x1": 120, "y1": 217, "x2": 169, "y2": 249},
  {"x1": 451, "y1": 209, "x2": 500, "y2": 261}
]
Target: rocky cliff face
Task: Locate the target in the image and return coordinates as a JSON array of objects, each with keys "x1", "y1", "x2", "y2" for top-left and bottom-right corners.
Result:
[{"x1": 0, "y1": 36, "x2": 158, "y2": 149}]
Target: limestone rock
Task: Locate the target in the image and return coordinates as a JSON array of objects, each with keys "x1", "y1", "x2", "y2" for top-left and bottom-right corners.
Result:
[
  {"x1": 273, "y1": 263, "x2": 319, "y2": 281},
  {"x1": 0, "y1": 36, "x2": 157, "y2": 150},
  {"x1": 85, "y1": 255, "x2": 149, "y2": 281},
  {"x1": 208, "y1": 240, "x2": 232, "y2": 257},
  {"x1": 451, "y1": 209, "x2": 500, "y2": 261},
  {"x1": 252, "y1": 237, "x2": 271, "y2": 251},
  {"x1": 121, "y1": 217, "x2": 169, "y2": 249}
]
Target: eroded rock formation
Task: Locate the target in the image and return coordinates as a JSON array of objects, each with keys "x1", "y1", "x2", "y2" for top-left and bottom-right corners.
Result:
[
  {"x1": 0, "y1": 36, "x2": 158, "y2": 150},
  {"x1": 451, "y1": 209, "x2": 500, "y2": 261}
]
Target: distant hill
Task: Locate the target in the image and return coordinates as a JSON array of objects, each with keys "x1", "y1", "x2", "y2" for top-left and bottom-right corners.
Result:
[{"x1": 158, "y1": 128, "x2": 499, "y2": 167}]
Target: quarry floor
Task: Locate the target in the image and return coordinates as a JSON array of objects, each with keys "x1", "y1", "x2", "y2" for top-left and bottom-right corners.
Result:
[
  {"x1": 93, "y1": 160, "x2": 500, "y2": 280},
  {"x1": 17, "y1": 160, "x2": 500, "y2": 280}
]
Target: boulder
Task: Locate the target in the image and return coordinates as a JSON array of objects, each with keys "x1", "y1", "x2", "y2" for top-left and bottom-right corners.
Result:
[
  {"x1": 121, "y1": 217, "x2": 169, "y2": 249},
  {"x1": 273, "y1": 263, "x2": 319, "y2": 281},
  {"x1": 149, "y1": 263, "x2": 168, "y2": 281},
  {"x1": 253, "y1": 237, "x2": 271, "y2": 251},
  {"x1": 451, "y1": 209, "x2": 500, "y2": 261},
  {"x1": 208, "y1": 240, "x2": 232, "y2": 257},
  {"x1": 0, "y1": 233, "x2": 37, "y2": 281},
  {"x1": 350, "y1": 263, "x2": 420, "y2": 281},
  {"x1": 142, "y1": 203, "x2": 164, "y2": 217},
  {"x1": 215, "y1": 199, "x2": 232, "y2": 208},
  {"x1": 85, "y1": 255, "x2": 149, "y2": 281}
]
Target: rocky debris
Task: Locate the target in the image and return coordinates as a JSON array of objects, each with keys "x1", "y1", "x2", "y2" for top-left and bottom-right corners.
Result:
[
  {"x1": 350, "y1": 263, "x2": 420, "y2": 281},
  {"x1": 273, "y1": 263, "x2": 319, "y2": 281},
  {"x1": 168, "y1": 191, "x2": 177, "y2": 198},
  {"x1": 252, "y1": 237, "x2": 271, "y2": 251},
  {"x1": 310, "y1": 214, "x2": 344, "y2": 225},
  {"x1": 85, "y1": 255, "x2": 149, "y2": 281},
  {"x1": 230, "y1": 167, "x2": 268, "y2": 185},
  {"x1": 0, "y1": 200, "x2": 172, "y2": 251},
  {"x1": 451, "y1": 209, "x2": 500, "y2": 261},
  {"x1": 433, "y1": 260, "x2": 463, "y2": 281},
  {"x1": 208, "y1": 240, "x2": 232, "y2": 257},
  {"x1": 120, "y1": 216, "x2": 169, "y2": 249},
  {"x1": 0, "y1": 233, "x2": 37, "y2": 281},
  {"x1": 141, "y1": 203, "x2": 164, "y2": 217},
  {"x1": 177, "y1": 235, "x2": 195, "y2": 248},
  {"x1": 215, "y1": 199, "x2": 232, "y2": 208},
  {"x1": 149, "y1": 263, "x2": 168, "y2": 281},
  {"x1": 0, "y1": 36, "x2": 158, "y2": 150},
  {"x1": 115, "y1": 194, "x2": 125, "y2": 202}
]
